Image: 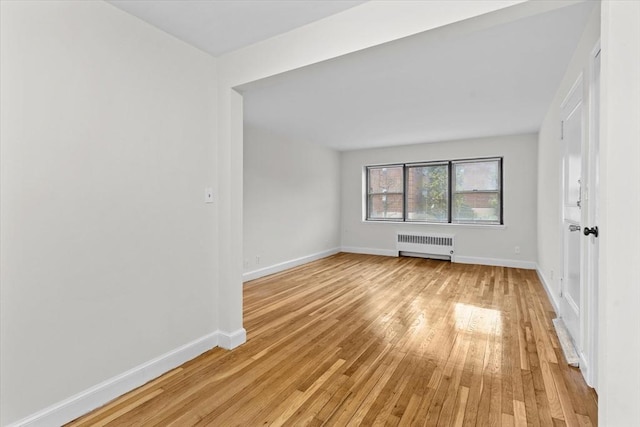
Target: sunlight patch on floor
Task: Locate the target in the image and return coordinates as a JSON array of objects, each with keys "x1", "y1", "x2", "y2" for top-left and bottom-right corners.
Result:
[{"x1": 455, "y1": 302, "x2": 502, "y2": 335}]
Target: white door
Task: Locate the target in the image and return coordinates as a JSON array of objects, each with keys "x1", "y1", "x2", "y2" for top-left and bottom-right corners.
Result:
[
  {"x1": 560, "y1": 53, "x2": 601, "y2": 388},
  {"x1": 560, "y1": 76, "x2": 584, "y2": 351}
]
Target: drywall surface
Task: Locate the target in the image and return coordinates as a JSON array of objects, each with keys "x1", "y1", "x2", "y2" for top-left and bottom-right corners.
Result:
[
  {"x1": 243, "y1": 126, "x2": 340, "y2": 279},
  {"x1": 598, "y1": 1, "x2": 640, "y2": 424},
  {"x1": 220, "y1": 1, "x2": 527, "y2": 89},
  {"x1": 340, "y1": 134, "x2": 537, "y2": 267},
  {"x1": 0, "y1": 1, "x2": 218, "y2": 424},
  {"x1": 536, "y1": 4, "x2": 600, "y2": 311}
]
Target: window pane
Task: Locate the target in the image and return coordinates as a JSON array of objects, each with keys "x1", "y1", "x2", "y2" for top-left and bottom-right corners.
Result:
[
  {"x1": 406, "y1": 164, "x2": 448, "y2": 222},
  {"x1": 453, "y1": 192, "x2": 500, "y2": 223},
  {"x1": 453, "y1": 160, "x2": 499, "y2": 192},
  {"x1": 368, "y1": 166, "x2": 403, "y2": 194},
  {"x1": 367, "y1": 166, "x2": 404, "y2": 220},
  {"x1": 367, "y1": 193, "x2": 404, "y2": 219}
]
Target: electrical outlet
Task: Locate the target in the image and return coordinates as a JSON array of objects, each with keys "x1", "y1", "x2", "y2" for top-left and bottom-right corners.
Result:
[
  {"x1": 514, "y1": 246, "x2": 521, "y2": 254},
  {"x1": 256, "y1": 255, "x2": 260, "y2": 265}
]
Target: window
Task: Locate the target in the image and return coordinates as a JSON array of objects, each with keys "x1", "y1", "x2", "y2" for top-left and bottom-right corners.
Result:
[
  {"x1": 406, "y1": 163, "x2": 449, "y2": 222},
  {"x1": 366, "y1": 165, "x2": 404, "y2": 220},
  {"x1": 365, "y1": 157, "x2": 502, "y2": 224},
  {"x1": 452, "y1": 159, "x2": 501, "y2": 223}
]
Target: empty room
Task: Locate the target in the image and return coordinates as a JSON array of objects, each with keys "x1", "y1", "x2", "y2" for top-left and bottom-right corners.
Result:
[{"x1": 1, "y1": 1, "x2": 638, "y2": 426}]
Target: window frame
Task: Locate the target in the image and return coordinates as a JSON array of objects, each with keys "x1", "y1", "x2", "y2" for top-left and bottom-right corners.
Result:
[
  {"x1": 365, "y1": 164, "x2": 405, "y2": 221},
  {"x1": 451, "y1": 158, "x2": 503, "y2": 224},
  {"x1": 365, "y1": 157, "x2": 503, "y2": 225},
  {"x1": 404, "y1": 161, "x2": 450, "y2": 223}
]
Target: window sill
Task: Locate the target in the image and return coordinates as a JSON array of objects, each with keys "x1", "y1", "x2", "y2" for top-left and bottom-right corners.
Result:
[{"x1": 362, "y1": 220, "x2": 507, "y2": 229}]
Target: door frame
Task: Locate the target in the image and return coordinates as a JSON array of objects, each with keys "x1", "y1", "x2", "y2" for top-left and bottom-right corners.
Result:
[
  {"x1": 558, "y1": 41, "x2": 601, "y2": 389},
  {"x1": 583, "y1": 40, "x2": 601, "y2": 389}
]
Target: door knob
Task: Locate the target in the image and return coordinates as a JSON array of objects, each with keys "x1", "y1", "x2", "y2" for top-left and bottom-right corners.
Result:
[{"x1": 583, "y1": 226, "x2": 599, "y2": 237}]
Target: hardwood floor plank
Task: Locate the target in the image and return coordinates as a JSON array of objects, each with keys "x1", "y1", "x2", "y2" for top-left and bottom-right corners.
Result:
[
  {"x1": 513, "y1": 399, "x2": 528, "y2": 427},
  {"x1": 453, "y1": 386, "x2": 470, "y2": 427},
  {"x1": 522, "y1": 369, "x2": 541, "y2": 427},
  {"x1": 67, "y1": 254, "x2": 597, "y2": 427},
  {"x1": 92, "y1": 389, "x2": 164, "y2": 427},
  {"x1": 66, "y1": 368, "x2": 183, "y2": 427},
  {"x1": 503, "y1": 412, "x2": 516, "y2": 427},
  {"x1": 369, "y1": 364, "x2": 414, "y2": 426},
  {"x1": 269, "y1": 357, "x2": 346, "y2": 426},
  {"x1": 550, "y1": 361, "x2": 580, "y2": 427}
]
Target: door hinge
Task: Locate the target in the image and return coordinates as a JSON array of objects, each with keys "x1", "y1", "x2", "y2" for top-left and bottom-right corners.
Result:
[{"x1": 561, "y1": 120, "x2": 564, "y2": 140}]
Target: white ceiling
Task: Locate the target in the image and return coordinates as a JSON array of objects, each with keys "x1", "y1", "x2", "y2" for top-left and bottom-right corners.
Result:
[
  {"x1": 109, "y1": 0, "x2": 596, "y2": 152},
  {"x1": 241, "y1": 1, "x2": 596, "y2": 150},
  {"x1": 107, "y1": 0, "x2": 365, "y2": 57}
]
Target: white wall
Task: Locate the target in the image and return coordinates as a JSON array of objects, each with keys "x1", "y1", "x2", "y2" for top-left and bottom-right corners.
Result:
[
  {"x1": 536, "y1": 2, "x2": 640, "y2": 424},
  {"x1": 243, "y1": 126, "x2": 341, "y2": 280},
  {"x1": 216, "y1": 0, "x2": 528, "y2": 346},
  {"x1": 341, "y1": 134, "x2": 537, "y2": 268},
  {"x1": 599, "y1": 1, "x2": 640, "y2": 424},
  {"x1": 0, "y1": 2, "x2": 218, "y2": 425},
  {"x1": 536, "y1": 4, "x2": 600, "y2": 311}
]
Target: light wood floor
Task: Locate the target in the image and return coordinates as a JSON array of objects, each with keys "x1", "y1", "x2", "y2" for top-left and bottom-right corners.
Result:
[{"x1": 69, "y1": 253, "x2": 597, "y2": 426}]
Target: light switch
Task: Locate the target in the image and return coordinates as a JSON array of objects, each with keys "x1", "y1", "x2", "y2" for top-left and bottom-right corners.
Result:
[{"x1": 205, "y1": 187, "x2": 214, "y2": 203}]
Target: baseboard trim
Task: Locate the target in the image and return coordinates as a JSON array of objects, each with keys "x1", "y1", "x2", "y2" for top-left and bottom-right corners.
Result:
[
  {"x1": 242, "y1": 248, "x2": 340, "y2": 282},
  {"x1": 536, "y1": 265, "x2": 560, "y2": 315},
  {"x1": 7, "y1": 331, "x2": 221, "y2": 427},
  {"x1": 340, "y1": 246, "x2": 398, "y2": 257},
  {"x1": 218, "y1": 328, "x2": 247, "y2": 350},
  {"x1": 339, "y1": 250, "x2": 535, "y2": 269},
  {"x1": 454, "y1": 256, "x2": 536, "y2": 270},
  {"x1": 578, "y1": 351, "x2": 592, "y2": 386}
]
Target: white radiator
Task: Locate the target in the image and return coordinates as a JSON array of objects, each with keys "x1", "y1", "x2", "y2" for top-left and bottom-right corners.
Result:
[{"x1": 396, "y1": 232, "x2": 455, "y2": 260}]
